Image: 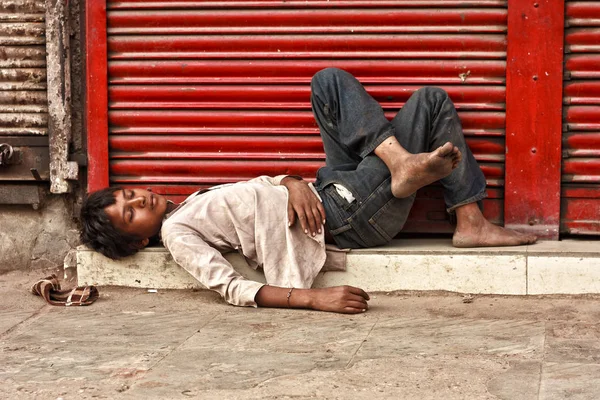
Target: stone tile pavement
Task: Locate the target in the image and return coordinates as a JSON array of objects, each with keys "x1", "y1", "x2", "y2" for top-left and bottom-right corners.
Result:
[{"x1": 1, "y1": 269, "x2": 599, "y2": 399}]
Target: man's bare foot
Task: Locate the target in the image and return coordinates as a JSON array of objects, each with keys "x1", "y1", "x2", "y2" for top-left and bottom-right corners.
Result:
[
  {"x1": 453, "y1": 203, "x2": 537, "y2": 247},
  {"x1": 390, "y1": 142, "x2": 461, "y2": 198}
]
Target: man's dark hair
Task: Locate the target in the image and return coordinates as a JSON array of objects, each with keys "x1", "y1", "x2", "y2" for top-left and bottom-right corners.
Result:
[{"x1": 80, "y1": 187, "x2": 142, "y2": 259}]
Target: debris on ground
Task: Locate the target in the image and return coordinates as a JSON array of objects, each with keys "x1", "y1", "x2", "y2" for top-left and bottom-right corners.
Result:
[{"x1": 462, "y1": 294, "x2": 474, "y2": 303}]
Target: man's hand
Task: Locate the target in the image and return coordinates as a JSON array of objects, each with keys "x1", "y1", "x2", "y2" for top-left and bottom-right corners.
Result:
[
  {"x1": 281, "y1": 177, "x2": 326, "y2": 236},
  {"x1": 255, "y1": 285, "x2": 370, "y2": 314},
  {"x1": 310, "y1": 286, "x2": 370, "y2": 314}
]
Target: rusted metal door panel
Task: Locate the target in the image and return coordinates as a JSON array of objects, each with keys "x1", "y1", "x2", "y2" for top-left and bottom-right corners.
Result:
[
  {"x1": 562, "y1": 1, "x2": 600, "y2": 234},
  {"x1": 0, "y1": 0, "x2": 47, "y2": 137},
  {"x1": 96, "y1": 0, "x2": 509, "y2": 232},
  {"x1": 0, "y1": 0, "x2": 49, "y2": 191}
]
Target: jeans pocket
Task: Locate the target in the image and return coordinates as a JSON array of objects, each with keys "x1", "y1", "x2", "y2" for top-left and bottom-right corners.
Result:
[
  {"x1": 321, "y1": 184, "x2": 370, "y2": 248},
  {"x1": 325, "y1": 183, "x2": 358, "y2": 213}
]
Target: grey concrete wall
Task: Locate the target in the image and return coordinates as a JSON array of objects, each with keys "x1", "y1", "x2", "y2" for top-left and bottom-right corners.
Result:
[
  {"x1": 0, "y1": 196, "x2": 79, "y2": 272},
  {"x1": 0, "y1": 0, "x2": 84, "y2": 273}
]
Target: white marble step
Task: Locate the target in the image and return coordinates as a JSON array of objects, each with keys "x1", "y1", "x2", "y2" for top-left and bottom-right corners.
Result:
[{"x1": 76, "y1": 239, "x2": 600, "y2": 295}]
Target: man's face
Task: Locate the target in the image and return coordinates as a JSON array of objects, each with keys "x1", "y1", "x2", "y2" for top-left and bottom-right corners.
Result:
[{"x1": 105, "y1": 188, "x2": 168, "y2": 241}]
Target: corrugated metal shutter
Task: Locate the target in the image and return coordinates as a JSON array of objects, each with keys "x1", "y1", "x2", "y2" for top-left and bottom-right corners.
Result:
[
  {"x1": 0, "y1": 0, "x2": 49, "y2": 188},
  {"x1": 0, "y1": 0, "x2": 47, "y2": 136},
  {"x1": 562, "y1": 1, "x2": 600, "y2": 234},
  {"x1": 107, "y1": 0, "x2": 508, "y2": 233}
]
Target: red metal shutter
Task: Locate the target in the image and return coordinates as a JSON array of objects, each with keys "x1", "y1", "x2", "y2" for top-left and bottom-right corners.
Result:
[
  {"x1": 562, "y1": 1, "x2": 600, "y2": 234},
  {"x1": 106, "y1": 0, "x2": 508, "y2": 233}
]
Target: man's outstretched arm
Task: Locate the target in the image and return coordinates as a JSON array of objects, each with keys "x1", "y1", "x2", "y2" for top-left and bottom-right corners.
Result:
[{"x1": 255, "y1": 285, "x2": 370, "y2": 314}]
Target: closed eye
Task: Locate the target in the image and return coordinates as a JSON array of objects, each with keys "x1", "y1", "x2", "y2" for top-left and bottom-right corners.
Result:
[{"x1": 129, "y1": 207, "x2": 134, "y2": 222}]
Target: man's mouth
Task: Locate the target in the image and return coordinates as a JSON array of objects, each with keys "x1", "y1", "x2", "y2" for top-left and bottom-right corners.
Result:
[{"x1": 150, "y1": 193, "x2": 154, "y2": 210}]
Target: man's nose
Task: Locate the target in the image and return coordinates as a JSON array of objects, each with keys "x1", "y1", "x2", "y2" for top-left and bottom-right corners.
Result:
[{"x1": 128, "y1": 195, "x2": 146, "y2": 208}]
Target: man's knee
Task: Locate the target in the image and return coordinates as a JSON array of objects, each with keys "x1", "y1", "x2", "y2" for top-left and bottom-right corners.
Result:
[
  {"x1": 414, "y1": 86, "x2": 449, "y2": 102},
  {"x1": 311, "y1": 67, "x2": 347, "y2": 87}
]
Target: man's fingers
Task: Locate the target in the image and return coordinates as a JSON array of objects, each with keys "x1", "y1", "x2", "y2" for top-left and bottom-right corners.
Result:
[
  {"x1": 348, "y1": 286, "x2": 370, "y2": 300},
  {"x1": 345, "y1": 300, "x2": 369, "y2": 310},
  {"x1": 317, "y1": 202, "x2": 327, "y2": 224},
  {"x1": 311, "y1": 207, "x2": 323, "y2": 233},
  {"x1": 297, "y1": 210, "x2": 309, "y2": 234},
  {"x1": 285, "y1": 180, "x2": 328, "y2": 236},
  {"x1": 287, "y1": 203, "x2": 295, "y2": 227},
  {"x1": 347, "y1": 293, "x2": 368, "y2": 304},
  {"x1": 296, "y1": 205, "x2": 317, "y2": 236},
  {"x1": 342, "y1": 306, "x2": 367, "y2": 314}
]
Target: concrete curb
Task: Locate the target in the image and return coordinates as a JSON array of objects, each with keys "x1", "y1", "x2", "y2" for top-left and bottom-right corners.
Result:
[{"x1": 77, "y1": 239, "x2": 600, "y2": 295}]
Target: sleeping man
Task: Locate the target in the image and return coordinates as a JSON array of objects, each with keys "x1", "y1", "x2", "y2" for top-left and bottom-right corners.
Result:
[{"x1": 80, "y1": 68, "x2": 536, "y2": 314}]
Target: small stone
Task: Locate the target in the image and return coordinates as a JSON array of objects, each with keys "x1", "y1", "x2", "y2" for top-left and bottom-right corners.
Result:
[
  {"x1": 462, "y1": 294, "x2": 474, "y2": 303},
  {"x1": 117, "y1": 384, "x2": 129, "y2": 393}
]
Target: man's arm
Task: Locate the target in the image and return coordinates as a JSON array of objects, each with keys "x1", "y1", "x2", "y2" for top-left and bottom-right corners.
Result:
[
  {"x1": 163, "y1": 223, "x2": 265, "y2": 307},
  {"x1": 164, "y1": 223, "x2": 370, "y2": 313},
  {"x1": 255, "y1": 285, "x2": 370, "y2": 314}
]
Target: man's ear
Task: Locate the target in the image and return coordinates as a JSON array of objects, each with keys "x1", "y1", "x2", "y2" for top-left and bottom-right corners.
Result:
[{"x1": 131, "y1": 238, "x2": 149, "y2": 250}]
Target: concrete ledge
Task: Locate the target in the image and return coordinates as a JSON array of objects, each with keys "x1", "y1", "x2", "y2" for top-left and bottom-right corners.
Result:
[{"x1": 77, "y1": 239, "x2": 600, "y2": 295}]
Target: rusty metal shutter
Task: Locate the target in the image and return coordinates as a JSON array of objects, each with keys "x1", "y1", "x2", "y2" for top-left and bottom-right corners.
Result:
[
  {"x1": 0, "y1": 0, "x2": 49, "y2": 193},
  {"x1": 107, "y1": 0, "x2": 508, "y2": 233},
  {"x1": 562, "y1": 1, "x2": 600, "y2": 234}
]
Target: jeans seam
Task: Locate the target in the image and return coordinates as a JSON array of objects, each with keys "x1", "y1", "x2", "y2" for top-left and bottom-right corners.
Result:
[
  {"x1": 367, "y1": 192, "x2": 410, "y2": 242},
  {"x1": 446, "y1": 190, "x2": 488, "y2": 213},
  {"x1": 359, "y1": 127, "x2": 395, "y2": 159},
  {"x1": 348, "y1": 178, "x2": 395, "y2": 246},
  {"x1": 321, "y1": 186, "x2": 353, "y2": 228},
  {"x1": 368, "y1": 217, "x2": 393, "y2": 242}
]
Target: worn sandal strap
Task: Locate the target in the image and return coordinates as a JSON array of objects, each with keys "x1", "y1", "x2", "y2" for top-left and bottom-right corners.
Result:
[
  {"x1": 30, "y1": 274, "x2": 61, "y2": 296},
  {"x1": 65, "y1": 286, "x2": 99, "y2": 306},
  {"x1": 31, "y1": 274, "x2": 99, "y2": 307}
]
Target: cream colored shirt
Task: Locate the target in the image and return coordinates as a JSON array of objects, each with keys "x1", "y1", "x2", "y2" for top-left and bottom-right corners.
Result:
[{"x1": 161, "y1": 175, "x2": 345, "y2": 307}]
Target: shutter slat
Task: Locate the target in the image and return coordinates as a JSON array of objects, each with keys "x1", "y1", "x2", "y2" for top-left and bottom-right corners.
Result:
[
  {"x1": 109, "y1": 135, "x2": 505, "y2": 162},
  {"x1": 109, "y1": 110, "x2": 506, "y2": 132},
  {"x1": 109, "y1": 34, "x2": 506, "y2": 60},
  {"x1": 109, "y1": 1, "x2": 508, "y2": 10},
  {"x1": 109, "y1": 85, "x2": 506, "y2": 111},
  {"x1": 108, "y1": 9, "x2": 506, "y2": 34},
  {"x1": 109, "y1": 60, "x2": 506, "y2": 85}
]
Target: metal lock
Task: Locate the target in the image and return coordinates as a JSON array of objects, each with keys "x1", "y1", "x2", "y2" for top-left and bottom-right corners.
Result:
[{"x1": 0, "y1": 143, "x2": 14, "y2": 166}]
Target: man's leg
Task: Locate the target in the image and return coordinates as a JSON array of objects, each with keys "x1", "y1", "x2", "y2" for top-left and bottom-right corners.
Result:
[
  {"x1": 311, "y1": 68, "x2": 413, "y2": 248},
  {"x1": 388, "y1": 87, "x2": 480, "y2": 207},
  {"x1": 311, "y1": 68, "x2": 459, "y2": 190},
  {"x1": 387, "y1": 86, "x2": 536, "y2": 247},
  {"x1": 453, "y1": 203, "x2": 536, "y2": 247},
  {"x1": 311, "y1": 69, "x2": 459, "y2": 248},
  {"x1": 312, "y1": 68, "x2": 535, "y2": 247},
  {"x1": 310, "y1": 67, "x2": 393, "y2": 169}
]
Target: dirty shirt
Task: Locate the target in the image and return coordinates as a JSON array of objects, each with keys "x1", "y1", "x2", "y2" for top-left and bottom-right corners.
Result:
[{"x1": 161, "y1": 176, "x2": 344, "y2": 307}]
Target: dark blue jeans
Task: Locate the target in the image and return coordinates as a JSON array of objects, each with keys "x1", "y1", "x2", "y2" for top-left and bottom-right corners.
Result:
[{"x1": 311, "y1": 68, "x2": 487, "y2": 248}]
